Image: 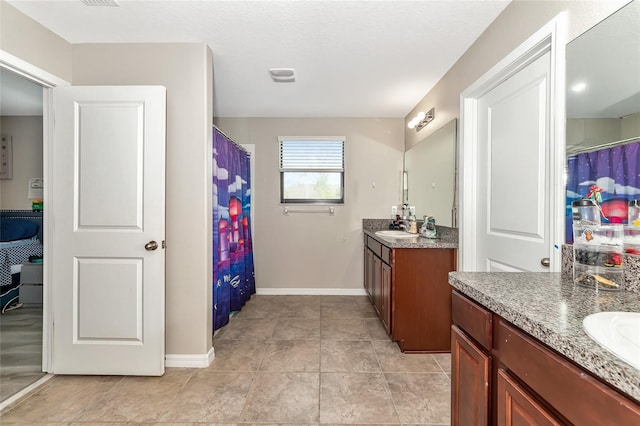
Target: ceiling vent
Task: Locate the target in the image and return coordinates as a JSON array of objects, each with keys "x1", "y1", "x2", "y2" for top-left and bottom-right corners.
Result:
[
  {"x1": 81, "y1": 0, "x2": 120, "y2": 6},
  {"x1": 269, "y1": 68, "x2": 296, "y2": 83}
]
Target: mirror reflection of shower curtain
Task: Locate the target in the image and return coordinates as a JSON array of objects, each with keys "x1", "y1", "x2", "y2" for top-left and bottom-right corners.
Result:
[
  {"x1": 566, "y1": 139, "x2": 640, "y2": 243},
  {"x1": 213, "y1": 127, "x2": 255, "y2": 331}
]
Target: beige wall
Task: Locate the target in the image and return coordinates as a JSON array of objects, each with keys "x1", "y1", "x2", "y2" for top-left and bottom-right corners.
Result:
[
  {"x1": 214, "y1": 117, "x2": 404, "y2": 291},
  {"x1": 0, "y1": 1, "x2": 72, "y2": 82},
  {"x1": 405, "y1": 0, "x2": 631, "y2": 150},
  {"x1": 72, "y1": 43, "x2": 214, "y2": 356},
  {"x1": 622, "y1": 113, "x2": 640, "y2": 140},
  {"x1": 0, "y1": 116, "x2": 43, "y2": 209},
  {"x1": 567, "y1": 114, "x2": 640, "y2": 151}
]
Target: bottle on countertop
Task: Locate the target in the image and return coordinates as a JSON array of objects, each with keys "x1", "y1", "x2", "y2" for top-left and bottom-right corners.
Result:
[{"x1": 421, "y1": 216, "x2": 437, "y2": 239}]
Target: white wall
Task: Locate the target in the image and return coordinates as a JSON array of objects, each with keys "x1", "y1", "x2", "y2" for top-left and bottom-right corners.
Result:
[
  {"x1": 0, "y1": 1, "x2": 71, "y2": 82},
  {"x1": 404, "y1": 0, "x2": 631, "y2": 151},
  {"x1": 214, "y1": 117, "x2": 404, "y2": 291},
  {"x1": 72, "y1": 43, "x2": 214, "y2": 356},
  {"x1": 0, "y1": 116, "x2": 43, "y2": 209}
]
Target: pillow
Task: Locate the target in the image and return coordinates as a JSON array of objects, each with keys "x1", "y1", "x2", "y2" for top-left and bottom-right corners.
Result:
[{"x1": 0, "y1": 219, "x2": 39, "y2": 242}]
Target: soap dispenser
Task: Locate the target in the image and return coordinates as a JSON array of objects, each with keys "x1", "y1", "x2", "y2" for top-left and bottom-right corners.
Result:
[{"x1": 408, "y1": 216, "x2": 418, "y2": 234}]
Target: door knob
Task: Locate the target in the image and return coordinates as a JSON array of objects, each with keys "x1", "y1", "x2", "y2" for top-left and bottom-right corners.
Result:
[
  {"x1": 145, "y1": 241, "x2": 159, "y2": 251},
  {"x1": 540, "y1": 257, "x2": 550, "y2": 268}
]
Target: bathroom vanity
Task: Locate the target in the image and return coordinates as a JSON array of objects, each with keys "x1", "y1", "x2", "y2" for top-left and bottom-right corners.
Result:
[
  {"x1": 363, "y1": 220, "x2": 458, "y2": 352},
  {"x1": 449, "y1": 272, "x2": 640, "y2": 425}
]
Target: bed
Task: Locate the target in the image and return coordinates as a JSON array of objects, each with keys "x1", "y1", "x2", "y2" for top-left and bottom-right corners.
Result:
[{"x1": 0, "y1": 211, "x2": 43, "y2": 312}]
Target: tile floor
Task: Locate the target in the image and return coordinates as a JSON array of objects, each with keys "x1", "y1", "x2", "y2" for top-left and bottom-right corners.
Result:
[
  {"x1": 0, "y1": 295, "x2": 451, "y2": 425},
  {"x1": 0, "y1": 307, "x2": 45, "y2": 402}
]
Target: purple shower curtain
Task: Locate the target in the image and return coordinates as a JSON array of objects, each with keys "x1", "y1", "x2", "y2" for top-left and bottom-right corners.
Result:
[
  {"x1": 566, "y1": 140, "x2": 640, "y2": 242},
  {"x1": 213, "y1": 128, "x2": 255, "y2": 331}
]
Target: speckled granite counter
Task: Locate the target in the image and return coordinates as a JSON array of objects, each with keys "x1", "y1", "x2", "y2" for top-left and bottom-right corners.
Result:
[
  {"x1": 449, "y1": 272, "x2": 640, "y2": 402},
  {"x1": 362, "y1": 218, "x2": 458, "y2": 249}
]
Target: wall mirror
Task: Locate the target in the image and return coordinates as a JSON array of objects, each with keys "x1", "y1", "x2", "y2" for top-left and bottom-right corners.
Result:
[
  {"x1": 565, "y1": 0, "x2": 640, "y2": 248},
  {"x1": 403, "y1": 118, "x2": 457, "y2": 227}
]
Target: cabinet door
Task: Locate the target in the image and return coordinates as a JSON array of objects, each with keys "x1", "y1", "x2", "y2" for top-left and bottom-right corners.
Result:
[
  {"x1": 373, "y1": 255, "x2": 382, "y2": 315},
  {"x1": 451, "y1": 325, "x2": 490, "y2": 426},
  {"x1": 497, "y1": 369, "x2": 562, "y2": 426},
  {"x1": 380, "y1": 262, "x2": 392, "y2": 334},
  {"x1": 364, "y1": 248, "x2": 374, "y2": 301}
]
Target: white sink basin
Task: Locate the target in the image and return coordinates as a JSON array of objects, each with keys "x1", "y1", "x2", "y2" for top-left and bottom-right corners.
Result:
[
  {"x1": 583, "y1": 312, "x2": 640, "y2": 370},
  {"x1": 375, "y1": 230, "x2": 418, "y2": 239}
]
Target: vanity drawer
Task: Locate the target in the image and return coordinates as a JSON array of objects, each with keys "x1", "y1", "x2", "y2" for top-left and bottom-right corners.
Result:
[
  {"x1": 451, "y1": 291, "x2": 492, "y2": 350},
  {"x1": 367, "y1": 236, "x2": 382, "y2": 258},
  {"x1": 497, "y1": 320, "x2": 640, "y2": 425},
  {"x1": 380, "y1": 245, "x2": 392, "y2": 265}
]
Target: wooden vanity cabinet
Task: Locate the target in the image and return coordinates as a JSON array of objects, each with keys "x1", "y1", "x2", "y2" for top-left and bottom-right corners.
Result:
[
  {"x1": 364, "y1": 235, "x2": 391, "y2": 334},
  {"x1": 451, "y1": 290, "x2": 640, "y2": 425},
  {"x1": 363, "y1": 234, "x2": 456, "y2": 351}
]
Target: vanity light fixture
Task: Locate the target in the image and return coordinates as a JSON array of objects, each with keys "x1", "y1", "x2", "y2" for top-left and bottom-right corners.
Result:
[{"x1": 407, "y1": 107, "x2": 435, "y2": 131}]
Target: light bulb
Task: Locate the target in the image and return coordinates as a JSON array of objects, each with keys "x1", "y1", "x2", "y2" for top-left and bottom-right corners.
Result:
[{"x1": 416, "y1": 111, "x2": 426, "y2": 121}]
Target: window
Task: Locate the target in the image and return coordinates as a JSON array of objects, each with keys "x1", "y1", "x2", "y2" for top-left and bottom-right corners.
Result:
[{"x1": 279, "y1": 137, "x2": 345, "y2": 204}]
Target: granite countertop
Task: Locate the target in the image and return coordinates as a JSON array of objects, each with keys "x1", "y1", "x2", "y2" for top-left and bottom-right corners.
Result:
[
  {"x1": 362, "y1": 218, "x2": 458, "y2": 249},
  {"x1": 449, "y1": 272, "x2": 640, "y2": 402}
]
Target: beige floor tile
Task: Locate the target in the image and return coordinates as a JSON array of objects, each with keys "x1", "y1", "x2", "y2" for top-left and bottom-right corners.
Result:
[
  {"x1": 321, "y1": 295, "x2": 362, "y2": 304},
  {"x1": 215, "y1": 318, "x2": 277, "y2": 340},
  {"x1": 384, "y1": 372, "x2": 451, "y2": 424},
  {"x1": 231, "y1": 302, "x2": 276, "y2": 319},
  {"x1": 320, "y1": 318, "x2": 371, "y2": 340},
  {"x1": 354, "y1": 295, "x2": 374, "y2": 305},
  {"x1": 75, "y1": 368, "x2": 193, "y2": 423},
  {"x1": 271, "y1": 318, "x2": 320, "y2": 340},
  {"x1": 364, "y1": 318, "x2": 392, "y2": 340},
  {"x1": 373, "y1": 340, "x2": 442, "y2": 373},
  {"x1": 321, "y1": 340, "x2": 380, "y2": 373},
  {"x1": 277, "y1": 295, "x2": 322, "y2": 306},
  {"x1": 276, "y1": 303, "x2": 322, "y2": 319},
  {"x1": 433, "y1": 353, "x2": 452, "y2": 373},
  {"x1": 321, "y1": 303, "x2": 377, "y2": 319},
  {"x1": 159, "y1": 371, "x2": 254, "y2": 423},
  {"x1": 0, "y1": 375, "x2": 121, "y2": 423},
  {"x1": 208, "y1": 339, "x2": 267, "y2": 371},
  {"x1": 320, "y1": 372, "x2": 399, "y2": 424},
  {"x1": 259, "y1": 340, "x2": 320, "y2": 372},
  {"x1": 240, "y1": 372, "x2": 319, "y2": 424}
]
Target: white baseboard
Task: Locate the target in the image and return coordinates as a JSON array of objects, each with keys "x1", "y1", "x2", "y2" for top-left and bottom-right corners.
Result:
[
  {"x1": 165, "y1": 346, "x2": 215, "y2": 368},
  {"x1": 255, "y1": 287, "x2": 367, "y2": 296}
]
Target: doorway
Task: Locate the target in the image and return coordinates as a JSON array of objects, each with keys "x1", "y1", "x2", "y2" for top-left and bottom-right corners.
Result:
[
  {"x1": 0, "y1": 67, "x2": 45, "y2": 403},
  {"x1": 458, "y1": 14, "x2": 566, "y2": 272},
  {"x1": 0, "y1": 51, "x2": 68, "y2": 407}
]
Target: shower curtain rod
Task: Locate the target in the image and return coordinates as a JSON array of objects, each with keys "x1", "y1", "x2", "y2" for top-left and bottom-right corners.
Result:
[
  {"x1": 567, "y1": 136, "x2": 639, "y2": 155},
  {"x1": 213, "y1": 124, "x2": 249, "y2": 154}
]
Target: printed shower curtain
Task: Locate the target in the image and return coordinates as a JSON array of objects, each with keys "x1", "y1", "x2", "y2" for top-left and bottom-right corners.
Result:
[
  {"x1": 213, "y1": 128, "x2": 255, "y2": 331},
  {"x1": 566, "y1": 139, "x2": 640, "y2": 242}
]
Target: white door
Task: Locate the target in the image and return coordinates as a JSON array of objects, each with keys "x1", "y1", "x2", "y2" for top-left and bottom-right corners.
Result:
[
  {"x1": 476, "y1": 52, "x2": 551, "y2": 272},
  {"x1": 51, "y1": 86, "x2": 166, "y2": 375}
]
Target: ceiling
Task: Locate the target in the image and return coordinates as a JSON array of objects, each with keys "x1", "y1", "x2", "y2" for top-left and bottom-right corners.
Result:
[{"x1": 2, "y1": 0, "x2": 512, "y2": 118}]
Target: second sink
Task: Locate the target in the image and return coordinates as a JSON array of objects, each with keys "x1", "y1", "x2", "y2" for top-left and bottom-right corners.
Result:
[
  {"x1": 375, "y1": 230, "x2": 418, "y2": 239},
  {"x1": 583, "y1": 311, "x2": 640, "y2": 370}
]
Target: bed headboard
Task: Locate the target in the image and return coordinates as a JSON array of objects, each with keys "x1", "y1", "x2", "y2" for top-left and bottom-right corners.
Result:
[{"x1": 0, "y1": 210, "x2": 44, "y2": 243}]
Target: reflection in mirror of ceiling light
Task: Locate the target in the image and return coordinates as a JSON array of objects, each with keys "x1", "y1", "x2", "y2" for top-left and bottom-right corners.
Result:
[{"x1": 571, "y1": 82, "x2": 587, "y2": 93}]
